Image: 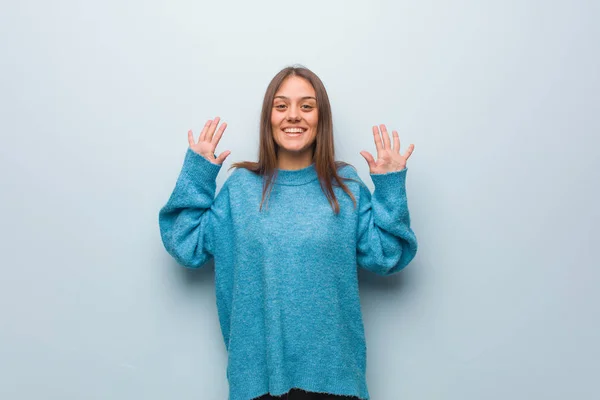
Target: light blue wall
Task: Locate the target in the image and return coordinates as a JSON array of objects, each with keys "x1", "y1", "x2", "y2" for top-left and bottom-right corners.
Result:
[{"x1": 1, "y1": 1, "x2": 598, "y2": 399}]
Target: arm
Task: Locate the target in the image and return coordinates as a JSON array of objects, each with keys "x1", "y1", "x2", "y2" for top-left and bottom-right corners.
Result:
[
  {"x1": 159, "y1": 117, "x2": 232, "y2": 268},
  {"x1": 158, "y1": 148, "x2": 226, "y2": 268},
  {"x1": 356, "y1": 123, "x2": 418, "y2": 275},
  {"x1": 356, "y1": 168, "x2": 418, "y2": 275}
]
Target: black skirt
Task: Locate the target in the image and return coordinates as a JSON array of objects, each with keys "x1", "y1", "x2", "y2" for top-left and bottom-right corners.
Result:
[{"x1": 253, "y1": 388, "x2": 362, "y2": 400}]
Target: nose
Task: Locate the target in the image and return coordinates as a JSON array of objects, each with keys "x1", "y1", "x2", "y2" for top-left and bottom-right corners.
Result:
[{"x1": 286, "y1": 106, "x2": 301, "y2": 122}]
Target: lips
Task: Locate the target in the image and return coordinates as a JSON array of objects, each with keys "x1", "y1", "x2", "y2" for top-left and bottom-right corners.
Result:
[
  {"x1": 283, "y1": 127, "x2": 307, "y2": 133},
  {"x1": 281, "y1": 127, "x2": 306, "y2": 138}
]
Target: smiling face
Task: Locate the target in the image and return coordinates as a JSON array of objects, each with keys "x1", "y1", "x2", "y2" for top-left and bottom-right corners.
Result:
[{"x1": 271, "y1": 75, "x2": 319, "y2": 168}]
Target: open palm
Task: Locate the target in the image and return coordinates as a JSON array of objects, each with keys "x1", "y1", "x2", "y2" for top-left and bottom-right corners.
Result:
[
  {"x1": 360, "y1": 124, "x2": 414, "y2": 174},
  {"x1": 188, "y1": 116, "x2": 231, "y2": 165}
]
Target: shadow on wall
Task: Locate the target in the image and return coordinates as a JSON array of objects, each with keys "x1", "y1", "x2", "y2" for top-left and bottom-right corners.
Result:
[
  {"x1": 357, "y1": 260, "x2": 422, "y2": 295},
  {"x1": 162, "y1": 257, "x2": 216, "y2": 290}
]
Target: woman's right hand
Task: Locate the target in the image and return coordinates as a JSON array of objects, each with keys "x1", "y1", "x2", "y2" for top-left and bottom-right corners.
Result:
[{"x1": 188, "y1": 116, "x2": 231, "y2": 165}]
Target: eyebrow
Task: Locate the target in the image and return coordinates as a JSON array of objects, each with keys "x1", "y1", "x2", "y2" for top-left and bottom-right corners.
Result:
[{"x1": 274, "y1": 95, "x2": 317, "y2": 101}]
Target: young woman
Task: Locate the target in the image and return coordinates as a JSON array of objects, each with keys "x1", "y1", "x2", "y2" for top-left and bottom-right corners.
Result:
[{"x1": 159, "y1": 66, "x2": 418, "y2": 400}]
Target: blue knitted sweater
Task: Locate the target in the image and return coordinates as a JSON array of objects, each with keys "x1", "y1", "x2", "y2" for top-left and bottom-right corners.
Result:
[{"x1": 159, "y1": 149, "x2": 418, "y2": 400}]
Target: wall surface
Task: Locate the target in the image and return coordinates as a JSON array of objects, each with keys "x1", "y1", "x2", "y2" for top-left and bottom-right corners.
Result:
[{"x1": 1, "y1": 1, "x2": 598, "y2": 399}]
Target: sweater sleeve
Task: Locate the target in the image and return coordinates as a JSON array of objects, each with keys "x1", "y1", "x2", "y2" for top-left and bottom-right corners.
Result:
[
  {"x1": 158, "y1": 148, "x2": 227, "y2": 269},
  {"x1": 355, "y1": 168, "x2": 418, "y2": 275}
]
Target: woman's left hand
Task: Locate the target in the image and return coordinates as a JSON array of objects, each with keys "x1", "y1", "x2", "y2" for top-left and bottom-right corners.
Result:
[{"x1": 360, "y1": 124, "x2": 414, "y2": 174}]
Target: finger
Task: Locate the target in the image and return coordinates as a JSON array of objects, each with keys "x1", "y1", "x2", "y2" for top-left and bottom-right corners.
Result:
[
  {"x1": 215, "y1": 150, "x2": 231, "y2": 165},
  {"x1": 404, "y1": 144, "x2": 415, "y2": 160},
  {"x1": 372, "y1": 126, "x2": 383, "y2": 155},
  {"x1": 380, "y1": 124, "x2": 391, "y2": 150},
  {"x1": 188, "y1": 130, "x2": 194, "y2": 147},
  {"x1": 404, "y1": 144, "x2": 415, "y2": 159},
  {"x1": 199, "y1": 120, "x2": 212, "y2": 141},
  {"x1": 212, "y1": 122, "x2": 227, "y2": 145},
  {"x1": 392, "y1": 130, "x2": 400, "y2": 153},
  {"x1": 206, "y1": 116, "x2": 221, "y2": 142},
  {"x1": 360, "y1": 150, "x2": 376, "y2": 170}
]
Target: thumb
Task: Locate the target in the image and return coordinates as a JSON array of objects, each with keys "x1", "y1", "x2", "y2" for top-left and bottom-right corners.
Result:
[
  {"x1": 360, "y1": 151, "x2": 375, "y2": 170},
  {"x1": 215, "y1": 150, "x2": 231, "y2": 165}
]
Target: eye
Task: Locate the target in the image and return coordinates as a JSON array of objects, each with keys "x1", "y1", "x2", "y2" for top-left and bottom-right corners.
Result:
[
  {"x1": 301, "y1": 104, "x2": 314, "y2": 110},
  {"x1": 274, "y1": 104, "x2": 287, "y2": 109}
]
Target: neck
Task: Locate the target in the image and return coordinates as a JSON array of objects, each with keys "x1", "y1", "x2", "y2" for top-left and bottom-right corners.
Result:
[{"x1": 276, "y1": 149, "x2": 315, "y2": 170}]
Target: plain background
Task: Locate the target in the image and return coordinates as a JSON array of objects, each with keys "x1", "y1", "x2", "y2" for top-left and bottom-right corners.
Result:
[{"x1": 1, "y1": 0, "x2": 598, "y2": 399}]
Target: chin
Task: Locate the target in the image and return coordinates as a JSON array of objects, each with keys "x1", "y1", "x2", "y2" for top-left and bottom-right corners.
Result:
[{"x1": 279, "y1": 146, "x2": 305, "y2": 153}]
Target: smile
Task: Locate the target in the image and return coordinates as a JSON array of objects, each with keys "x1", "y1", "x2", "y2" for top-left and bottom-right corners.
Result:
[
  {"x1": 283, "y1": 128, "x2": 306, "y2": 133},
  {"x1": 283, "y1": 127, "x2": 306, "y2": 137}
]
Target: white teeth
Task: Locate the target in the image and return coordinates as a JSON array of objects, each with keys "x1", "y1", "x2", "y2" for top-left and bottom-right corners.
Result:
[{"x1": 284, "y1": 128, "x2": 305, "y2": 133}]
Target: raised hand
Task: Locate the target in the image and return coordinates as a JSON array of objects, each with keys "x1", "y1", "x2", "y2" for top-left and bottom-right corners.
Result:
[
  {"x1": 360, "y1": 124, "x2": 414, "y2": 174},
  {"x1": 188, "y1": 116, "x2": 231, "y2": 165}
]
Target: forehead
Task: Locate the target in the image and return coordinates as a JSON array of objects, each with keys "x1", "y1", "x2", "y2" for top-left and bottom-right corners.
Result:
[{"x1": 275, "y1": 76, "x2": 316, "y2": 97}]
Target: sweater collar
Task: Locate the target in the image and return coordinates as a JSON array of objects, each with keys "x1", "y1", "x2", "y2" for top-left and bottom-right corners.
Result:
[{"x1": 273, "y1": 162, "x2": 318, "y2": 186}]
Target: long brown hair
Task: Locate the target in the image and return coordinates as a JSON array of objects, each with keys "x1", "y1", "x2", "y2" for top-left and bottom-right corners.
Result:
[{"x1": 230, "y1": 65, "x2": 358, "y2": 214}]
